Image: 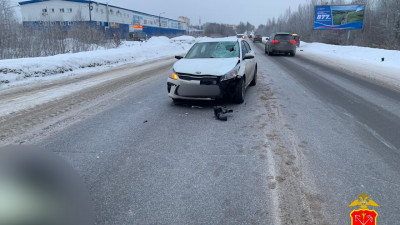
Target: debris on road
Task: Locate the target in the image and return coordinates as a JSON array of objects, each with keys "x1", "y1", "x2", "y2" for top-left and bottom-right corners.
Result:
[{"x1": 213, "y1": 106, "x2": 233, "y2": 121}]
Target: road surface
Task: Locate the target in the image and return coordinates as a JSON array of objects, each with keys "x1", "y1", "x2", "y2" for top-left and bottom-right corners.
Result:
[{"x1": 1, "y1": 42, "x2": 399, "y2": 224}]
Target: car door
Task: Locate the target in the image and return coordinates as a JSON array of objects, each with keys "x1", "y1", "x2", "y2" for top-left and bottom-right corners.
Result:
[
  {"x1": 268, "y1": 33, "x2": 275, "y2": 52},
  {"x1": 243, "y1": 41, "x2": 256, "y2": 80},
  {"x1": 241, "y1": 41, "x2": 251, "y2": 86},
  {"x1": 240, "y1": 41, "x2": 249, "y2": 86}
]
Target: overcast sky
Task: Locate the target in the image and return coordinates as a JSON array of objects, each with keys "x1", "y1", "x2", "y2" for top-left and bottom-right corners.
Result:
[{"x1": 12, "y1": 0, "x2": 310, "y2": 26}]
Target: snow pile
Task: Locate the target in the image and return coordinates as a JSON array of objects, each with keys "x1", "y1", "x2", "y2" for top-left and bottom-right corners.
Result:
[
  {"x1": 0, "y1": 36, "x2": 198, "y2": 88},
  {"x1": 299, "y1": 42, "x2": 400, "y2": 70},
  {"x1": 171, "y1": 35, "x2": 197, "y2": 43},
  {"x1": 298, "y1": 42, "x2": 400, "y2": 88}
]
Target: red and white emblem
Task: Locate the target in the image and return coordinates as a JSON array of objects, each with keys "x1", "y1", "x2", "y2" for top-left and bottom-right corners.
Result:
[
  {"x1": 348, "y1": 193, "x2": 380, "y2": 225},
  {"x1": 350, "y1": 210, "x2": 378, "y2": 225}
]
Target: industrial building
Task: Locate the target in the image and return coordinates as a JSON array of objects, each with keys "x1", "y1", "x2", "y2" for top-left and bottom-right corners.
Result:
[{"x1": 19, "y1": 0, "x2": 188, "y2": 38}]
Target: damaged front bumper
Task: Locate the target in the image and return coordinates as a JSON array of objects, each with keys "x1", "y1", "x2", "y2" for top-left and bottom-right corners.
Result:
[{"x1": 167, "y1": 74, "x2": 238, "y2": 100}]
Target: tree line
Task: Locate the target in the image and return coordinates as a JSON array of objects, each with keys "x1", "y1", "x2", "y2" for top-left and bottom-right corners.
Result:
[
  {"x1": 203, "y1": 21, "x2": 255, "y2": 37},
  {"x1": 256, "y1": 0, "x2": 400, "y2": 50}
]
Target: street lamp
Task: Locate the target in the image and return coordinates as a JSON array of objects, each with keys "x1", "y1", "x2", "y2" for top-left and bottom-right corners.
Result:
[{"x1": 158, "y1": 12, "x2": 165, "y2": 36}]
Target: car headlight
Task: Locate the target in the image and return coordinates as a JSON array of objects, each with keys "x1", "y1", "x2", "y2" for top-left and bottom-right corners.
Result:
[
  {"x1": 169, "y1": 69, "x2": 178, "y2": 80},
  {"x1": 222, "y1": 65, "x2": 240, "y2": 81}
]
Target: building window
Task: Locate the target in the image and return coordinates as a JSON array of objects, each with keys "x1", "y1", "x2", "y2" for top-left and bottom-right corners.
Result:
[
  {"x1": 60, "y1": 8, "x2": 64, "y2": 13},
  {"x1": 42, "y1": 8, "x2": 47, "y2": 13},
  {"x1": 101, "y1": 9, "x2": 104, "y2": 14},
  {"x1": 51, "y1": 8, "x2": 55, "y2": 13},
  {"x1": 67, "y1": 8, "x2": 72, "y2": 13}
]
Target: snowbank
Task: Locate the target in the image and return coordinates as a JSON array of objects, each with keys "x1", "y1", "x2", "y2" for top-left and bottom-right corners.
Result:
[
  {"x1": 0, "y1": 36, "x2": 198, "y2": 89},
  {"x1": 298, "y1": 42, "x2": 400, "y2": 89}
]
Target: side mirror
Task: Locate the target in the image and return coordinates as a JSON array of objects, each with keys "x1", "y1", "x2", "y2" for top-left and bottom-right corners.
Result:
[
  {"x1": 175, "y1": 56, "x2": 183, "y2": 60},
  {"x1": 243, "y1": 53, "x2": 255, "y2": 60}
]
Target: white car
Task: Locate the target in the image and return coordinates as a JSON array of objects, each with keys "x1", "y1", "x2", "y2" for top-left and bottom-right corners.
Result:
[{"x1": 167, "y1": 38, "x2": 257, "y2": 103}]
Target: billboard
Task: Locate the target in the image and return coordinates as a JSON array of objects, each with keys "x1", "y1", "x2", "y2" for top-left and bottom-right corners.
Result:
[{"x1": 314, "y1": 5, "x2": 365, "y2": 30}]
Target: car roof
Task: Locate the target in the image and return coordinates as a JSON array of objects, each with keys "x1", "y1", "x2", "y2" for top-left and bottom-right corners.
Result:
[{"x1": 198, "y1": 37, "x2": 241, "y2": 43}]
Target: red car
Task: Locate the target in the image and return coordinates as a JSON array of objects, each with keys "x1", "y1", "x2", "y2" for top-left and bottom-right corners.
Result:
[{"x1": 253, "y1": 35, "x2": 262, "y2": 43}]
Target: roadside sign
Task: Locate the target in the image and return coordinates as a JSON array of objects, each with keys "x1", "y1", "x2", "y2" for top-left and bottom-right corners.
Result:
[
  {"x1": 314, "y1": 5, "x2": 365, "y2": 30},
  {"x1": 133, "y1": 25, "x2": 143, "y2": 31}
]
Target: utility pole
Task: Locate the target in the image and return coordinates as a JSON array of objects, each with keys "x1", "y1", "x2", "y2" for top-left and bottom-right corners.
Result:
[
  {"x1": 88, "y1": 0, "x2": 93, "y2": 41},
  {"x1": 88, "y1": 0, "x2": 92, "y2": 24},
  {"x1": 159, "y1": 12, "x2": 165, "y2": 36}
]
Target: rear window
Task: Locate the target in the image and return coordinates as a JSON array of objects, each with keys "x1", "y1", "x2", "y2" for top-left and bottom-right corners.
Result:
[{"x1": 275, "y1": 34, "x2": 292, "y2": 41}]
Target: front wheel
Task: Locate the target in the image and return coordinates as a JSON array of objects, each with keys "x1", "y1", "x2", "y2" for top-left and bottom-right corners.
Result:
[
  {"x1": 232, "y1": 77, "x2": 245, "y2": 104},
  {"x1": 250, "y1": 66, "x2": 257, "y2": 86}
]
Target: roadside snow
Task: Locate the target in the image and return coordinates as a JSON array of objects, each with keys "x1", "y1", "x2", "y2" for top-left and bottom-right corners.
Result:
[
  {"x1": 0, "y1": 36, "x2": 197, "y2": 89},
  {"x1": 298, "y1": 42, "x2": 400, "y2": 89}
]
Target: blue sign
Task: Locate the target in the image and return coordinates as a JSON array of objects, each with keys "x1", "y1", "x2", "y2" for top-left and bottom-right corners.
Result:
[{"x1": 314, "y1": 5, "x2": 365, "y2": 30}]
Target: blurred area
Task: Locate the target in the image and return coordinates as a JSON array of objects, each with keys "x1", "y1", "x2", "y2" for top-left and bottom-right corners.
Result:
[{"x1": 0, "y1": 146, "x2": 93, "y2": 225}]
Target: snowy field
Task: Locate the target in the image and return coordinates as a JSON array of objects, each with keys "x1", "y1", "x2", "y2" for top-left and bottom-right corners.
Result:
[
  {"x1": 0, "y1": 36, "x2": 198, "y2": 89},
  {"x1": 298, "y1": 42, "x2": 400, "y2": 89},
  {"x1": 1, "y1": 37, "x2": 400, "y2": 91}
]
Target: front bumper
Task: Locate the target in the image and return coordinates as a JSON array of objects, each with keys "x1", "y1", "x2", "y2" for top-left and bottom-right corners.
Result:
[{"x1": 167, "y1": 74, "x2": 237, "y2": 100}]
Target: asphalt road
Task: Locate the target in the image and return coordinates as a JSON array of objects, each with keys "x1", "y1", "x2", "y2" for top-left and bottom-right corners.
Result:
[{"x1": 3, "y1": 41, "x2": 400, "y2": 224}]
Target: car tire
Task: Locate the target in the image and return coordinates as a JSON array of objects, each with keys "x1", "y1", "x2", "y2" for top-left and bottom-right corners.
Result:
[
  {"x1": 250, "y1": 66, "x2": 257, "y2": 86},
  {"x1": 232, "y1": 77, "x2": 245, "y2": 104},
  {"x1": 268, "y1": 50, "x2": 274, "y2": 56},
  {"x1": 290, "y1": 51, "x2": 296, "y2": 57}
]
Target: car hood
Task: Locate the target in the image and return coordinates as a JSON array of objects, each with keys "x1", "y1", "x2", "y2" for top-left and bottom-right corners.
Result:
[{"x1": 173, "y1": 58, "x2": 239, "y2": 76}]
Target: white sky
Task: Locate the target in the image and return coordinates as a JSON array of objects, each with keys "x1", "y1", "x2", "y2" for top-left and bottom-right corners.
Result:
[{"x1": 12, "y1": 0, "x2": 309, "y2": 26}]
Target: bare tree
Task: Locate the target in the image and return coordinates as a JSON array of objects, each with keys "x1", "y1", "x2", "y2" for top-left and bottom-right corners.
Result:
[{"x1": 256, "y1": 0, "x2": 400, "y2": 50}]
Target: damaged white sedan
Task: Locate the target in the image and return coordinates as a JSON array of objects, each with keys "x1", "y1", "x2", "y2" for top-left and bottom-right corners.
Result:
[{"x1": 167, "y1": 38, "x2": 257, "y2": 103}]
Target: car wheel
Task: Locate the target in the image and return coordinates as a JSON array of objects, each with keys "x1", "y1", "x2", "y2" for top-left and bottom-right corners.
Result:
[
  {"x1": 268, "y1": 50, "x2": 274, "y2": 56},
  {"x1": 290, "y1": 51, "x2": 296, "y2": 57},
  {"x1": 250, "y1": 66, "x2": 257, "y2": 86},
  {"x1": 232, "y1": 77, "x2": 245, "y2": 104}
]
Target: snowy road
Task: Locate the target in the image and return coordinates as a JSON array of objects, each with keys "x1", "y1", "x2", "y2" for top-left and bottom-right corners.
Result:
[{"x1": 1, "y1": 41, "x2": 400, "y2": 224}]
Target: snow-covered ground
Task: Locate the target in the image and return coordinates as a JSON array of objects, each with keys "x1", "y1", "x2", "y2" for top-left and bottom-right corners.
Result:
[
  {"x1": 0, "y1": 36, "x2": 198, "y2": 89},
  {"x1": 298, "y1": 42, "x2": 400, "y2": 89},
  {"x1": 1, "y1": 36, "x2": 400, "y2": 92}
]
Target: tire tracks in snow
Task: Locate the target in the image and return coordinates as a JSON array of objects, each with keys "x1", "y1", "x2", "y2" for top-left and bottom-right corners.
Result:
[{"x1": 0, "y1": 58, "x2": 174, "y2": 146}]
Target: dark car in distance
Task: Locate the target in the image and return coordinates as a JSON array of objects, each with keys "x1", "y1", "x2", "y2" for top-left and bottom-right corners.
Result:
[
  {"x1": 265, "y1": 32, "x2": 296, "y2": 56},
  {"x1": 253, "y1": 35, "x2": 262, "y2": 43},
  {"x1": 292, "y1": 34, "x2": 301, "y2": 47}
]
